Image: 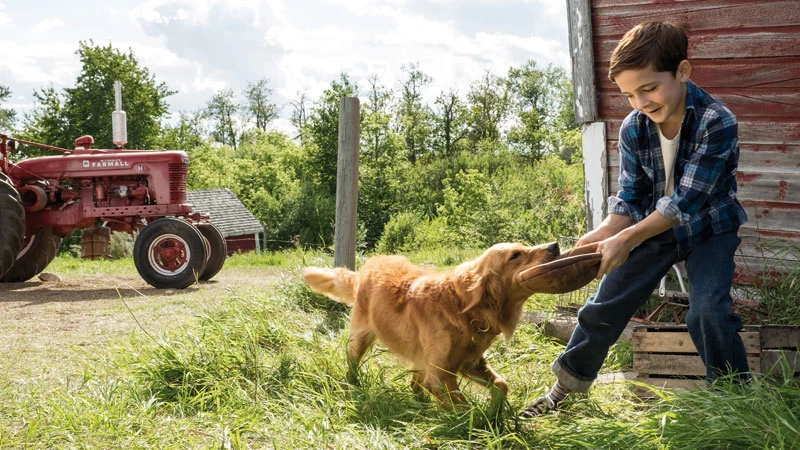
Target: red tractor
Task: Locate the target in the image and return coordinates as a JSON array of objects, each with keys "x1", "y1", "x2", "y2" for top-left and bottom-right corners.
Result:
[{"x1": 0, "y1": 86, "x2": 226, "y2": 289}]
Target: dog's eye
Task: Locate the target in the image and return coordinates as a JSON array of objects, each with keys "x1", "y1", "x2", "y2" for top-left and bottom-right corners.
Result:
[{"x1": 509, "y1": 251, "x2": 522, "y2": 261}]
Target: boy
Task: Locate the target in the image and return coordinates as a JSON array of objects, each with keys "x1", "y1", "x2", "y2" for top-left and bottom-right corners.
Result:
[{"x1": 520, "y1": 21, "x2": 749, "y2": 418}]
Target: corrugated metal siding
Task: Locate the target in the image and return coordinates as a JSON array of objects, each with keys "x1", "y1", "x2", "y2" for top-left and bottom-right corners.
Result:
[{"x1": 590, "y1": 0, "x2": 800, "y2": 276}]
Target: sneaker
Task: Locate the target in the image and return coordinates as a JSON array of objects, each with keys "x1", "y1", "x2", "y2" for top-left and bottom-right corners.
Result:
[{"x1": 519, "y1": 395, "x2": 557, "y2": 418}]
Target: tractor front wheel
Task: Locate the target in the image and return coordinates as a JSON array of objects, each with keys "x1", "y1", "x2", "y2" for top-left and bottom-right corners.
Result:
[
  {"x1": 134, "y1": 218, "x2": 208, "y2": 289},
  {"x1": 0, "y1": 176, "x2": 25, "y2": 279},
  {"x1": 0, "y1": 228, "x2": 63, "y2": 282},
  {"x1": 195, "y1": 222, "x2": 227, "y2": 281}
]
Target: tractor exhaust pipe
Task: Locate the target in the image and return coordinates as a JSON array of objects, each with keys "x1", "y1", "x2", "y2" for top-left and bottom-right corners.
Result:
[{"x1": 112, "y1": 80, "x2": 127, "y2": 149}]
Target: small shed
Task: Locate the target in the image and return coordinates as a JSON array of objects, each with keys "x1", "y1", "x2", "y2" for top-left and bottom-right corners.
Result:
[
  {"x1": 568, "y1": 0, "x2": 800, "y2": 279},
  {"x1": 187, "y1": 188, "x2": 264, "y2": 255}
]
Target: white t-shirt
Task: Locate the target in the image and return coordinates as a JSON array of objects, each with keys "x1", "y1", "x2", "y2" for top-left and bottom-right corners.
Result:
[{"x1": 658, "y1": 126, "x2": 680, "y2": 196}]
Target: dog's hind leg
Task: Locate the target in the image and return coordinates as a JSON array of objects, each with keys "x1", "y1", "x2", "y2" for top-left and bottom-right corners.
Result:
[
  {"x1": 345, "y1": 328, "x2": 375, "y2": 385},
  {"x1": 462, "y1": 358, "x2": 509, "y2": 406}
]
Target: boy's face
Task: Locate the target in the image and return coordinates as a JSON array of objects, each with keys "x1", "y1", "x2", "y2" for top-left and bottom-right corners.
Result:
[{"x1": 615, "y1": 60, "x2": 691, "y2": 133}]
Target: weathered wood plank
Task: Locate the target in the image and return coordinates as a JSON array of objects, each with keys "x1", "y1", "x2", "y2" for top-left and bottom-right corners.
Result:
[
  {"x1": 760, "y1": 350, "x2": 800, "y2": 375},
  {"x1": 634, "y1": 353, "x2": 761, "y2": 376},
  {"x1": 605, "y1": 144, "x2": 800, "y2": 170},
  {"x1": 758, "y1": 326, "x2": 800, "y2": 348},
  {"x1": 598, "y1": 59, "x2": 800, "y2": 90},
  {"x1": 605, "y1": 120, "x2": 800, "y2": 144},
  {"x1": 632, "y1": 329, "x2": 760, "y2": 353},
  {"x1": 736, "y1": 172, "x2": 798, "y2": 203},
  {"x1": 600, "y1": 91, "x2": 800, "y2": 119},
  {"x1": 567, "y1": 0, "x2": 598, "y2": 123},
  {"x1": 591, "y1": 1, "x2": 800, "y2": 37},
  {"x1": 596, "y1": 29, "x2": 800, "y2": 63}
]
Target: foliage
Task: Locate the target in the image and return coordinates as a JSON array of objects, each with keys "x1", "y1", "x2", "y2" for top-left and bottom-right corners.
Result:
[
  {"x1": 507, "y1": 62, "x2": 578, "y2": 163},
  {"x1": 304, "y1": 73, "x2": 359, "y2": 196},
  {"x1": 378, "y1": 153, "x2": 585, "y2": 251},
  {"x1": 735, "y1": 240, "x2": 800, "y2": 325},
  {"x1": 0, "y1": 84, "x2": 16, "y2": 132},
  {"x1": 19, "y1": 41, "x2": 174, "y2": 152}
]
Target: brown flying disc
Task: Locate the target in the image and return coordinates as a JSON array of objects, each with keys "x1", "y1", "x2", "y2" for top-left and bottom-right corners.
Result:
[{"x1": 517, "y1": 243, "x2": 601, "y2": 294}]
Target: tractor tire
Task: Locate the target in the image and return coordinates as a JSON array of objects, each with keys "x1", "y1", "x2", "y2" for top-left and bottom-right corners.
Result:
[
  {"x1": 0, "y1": 177, "x2": 25, "y2": 279},
  {"x1": 0, "y1": 228, "x2": 62, "y2": 282},
  {"x1": 195, "y1": 223, "x2": 227, "y2": 281},
  {"x1": 134, "y1": 217, "x2": 208, "y2": 289}
]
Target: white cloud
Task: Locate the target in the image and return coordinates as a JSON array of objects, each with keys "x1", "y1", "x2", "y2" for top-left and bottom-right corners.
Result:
[
  {"x1": 0, "y1": 3, "x2": 9, "y2": 26},
  {"x1": 2, "y1": 0, "x2": 569, "y2": 128},
  {"x1": 31, "y1": 18, "x2": 64, "y2": 34},
  {"x1": 0, "y1": 40, "x2": 80, "y2": 86}
]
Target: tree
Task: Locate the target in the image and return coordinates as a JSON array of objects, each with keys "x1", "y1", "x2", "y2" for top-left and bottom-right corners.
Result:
[
  {"x1": 243, "y1": 78, "x2": 278, "y2": 132},
  {"x1": 304, "y1": 73, "x2": 358, "y2": 195},
  {"x1": 0, "y1": 85, "x2": 16, "y2": 132},
  {"x1": 206, "y1": 88, "x2": 240, "y2": 149},
  {"x1": 466, "y1": 71, "x2": 510, "y2": 147},
  {"x1": 155, "y1": 109, "x2": 206, "y2": 150},
  {"x1": 396, "y1": 63, "x2": 434, "y2": 163},
  {"x1": 290, "y1": 91, "x2": 310, "y2": 144},
  {"x1": 432, "y1": 89, "x2": 469, "y2": 158},
  {"x1": 21, "y1": 41, "x2": 174, "y2": 151},
  {"x1": 507, "y1": 62, "x2": 578, "y2": 163},
  {"x1": 359, "y1": 74, "x2": 408, "y2": 247}
]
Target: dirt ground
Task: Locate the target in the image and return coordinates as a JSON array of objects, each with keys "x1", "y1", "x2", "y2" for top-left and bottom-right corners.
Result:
[{"x1": 0, "y1": 267, "x2": 284, "y2": 385}]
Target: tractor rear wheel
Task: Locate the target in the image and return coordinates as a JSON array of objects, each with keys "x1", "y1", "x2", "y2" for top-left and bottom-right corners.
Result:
[
  {"x1": 0, "y1": 176, "x2": 25, "y2": 279},
  {"x1": 134, "y1": 217, "x2": 208, "y2": 289},
  {"x1": 0, "y1": 228, "x2": 63, "y2": 282},
  {"x1": 195, "y1": 223, "x2": 227, "y2": 281}
]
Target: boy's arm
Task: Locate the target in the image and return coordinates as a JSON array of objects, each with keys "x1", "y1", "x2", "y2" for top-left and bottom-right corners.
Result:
[{"x1": 613, "y1": 116, "x2": 653, "y2": 223}]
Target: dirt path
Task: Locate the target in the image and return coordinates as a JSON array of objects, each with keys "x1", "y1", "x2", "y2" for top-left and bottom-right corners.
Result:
[{"x1": 0, "y1": 267, "x2": 285, "y2": 384}]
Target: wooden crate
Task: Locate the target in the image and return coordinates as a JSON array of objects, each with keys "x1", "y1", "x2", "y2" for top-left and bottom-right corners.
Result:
[
  {"x1": 758, "y1": 326, "x2": 800, "y2": 377},
  {"x1": 631, "y1": 325, "x2": 761, "y2": 396}
]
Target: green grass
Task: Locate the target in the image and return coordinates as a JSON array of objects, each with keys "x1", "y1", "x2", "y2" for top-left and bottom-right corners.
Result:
[{"x1": 2, "y1": 252, "x2": 798, "y2": 449}]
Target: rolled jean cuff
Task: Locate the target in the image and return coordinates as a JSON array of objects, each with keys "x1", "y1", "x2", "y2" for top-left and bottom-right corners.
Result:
[{"x1": 552, "y1": 358, "x2": 595, "y2": 393}]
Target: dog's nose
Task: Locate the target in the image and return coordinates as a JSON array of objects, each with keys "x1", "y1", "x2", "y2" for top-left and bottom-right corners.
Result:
[{"x1": 547, "y1": 242, "x2": 560, "y2": 254}]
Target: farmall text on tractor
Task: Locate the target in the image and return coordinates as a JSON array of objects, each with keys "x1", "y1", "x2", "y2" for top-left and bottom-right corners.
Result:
[{"x1": 0, "y1": 82, "x2": 226, "y2": 289}]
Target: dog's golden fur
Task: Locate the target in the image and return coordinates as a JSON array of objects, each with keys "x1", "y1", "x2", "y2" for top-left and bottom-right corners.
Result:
[{"x1": 302, "y1": 242, "x2": 561, "y2": 407}]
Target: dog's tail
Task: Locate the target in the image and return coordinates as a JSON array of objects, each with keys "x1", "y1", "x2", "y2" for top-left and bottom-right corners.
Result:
[{"x1": 302, "y1": 267, "x2": 358, "y2": 305}]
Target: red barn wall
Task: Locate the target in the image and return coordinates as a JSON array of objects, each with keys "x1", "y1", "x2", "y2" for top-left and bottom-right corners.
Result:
[
  {"x1": 590, "y1": 0, "x2": 800, "y2": 275},
  {"x1": 225, "y1": 235, "x2": 257, "y2": 256}
]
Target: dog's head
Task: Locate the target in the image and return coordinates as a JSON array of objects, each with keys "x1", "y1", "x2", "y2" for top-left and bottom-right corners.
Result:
[{"x1": 455, "y1": 242, "x2": 561, "y2": 313}]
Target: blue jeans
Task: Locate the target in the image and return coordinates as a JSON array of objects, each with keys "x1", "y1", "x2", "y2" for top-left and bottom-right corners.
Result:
[{"x1": 552, "y1": 230, "x2": 750, "y2": 392}]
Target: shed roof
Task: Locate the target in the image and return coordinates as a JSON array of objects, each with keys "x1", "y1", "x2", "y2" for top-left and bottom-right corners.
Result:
[{"x1": 187, "y1": 188, "x2": 263, "y2": 237}]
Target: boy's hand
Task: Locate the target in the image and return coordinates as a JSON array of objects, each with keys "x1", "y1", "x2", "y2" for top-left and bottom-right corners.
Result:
[{"x1": 595, "y1": 235, "x2": 632, "y2": 278}]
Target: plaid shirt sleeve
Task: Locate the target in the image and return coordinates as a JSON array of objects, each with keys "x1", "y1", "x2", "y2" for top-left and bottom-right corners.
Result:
[{"x1": 608, "y1": 113, "x2": 651, "y2": 223}]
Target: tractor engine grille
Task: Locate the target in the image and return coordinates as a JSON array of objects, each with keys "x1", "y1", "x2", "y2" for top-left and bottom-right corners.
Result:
[{"x1": 169, "y1": 163, "x2": 188, "y2": 203}]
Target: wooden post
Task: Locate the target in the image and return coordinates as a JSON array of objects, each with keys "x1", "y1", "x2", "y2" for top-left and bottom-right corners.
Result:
[
  {"x1": 582, "y1": 122, "x2": 607, "y2": 230},
  {"x1": 567, "y1": 0, "x2": 597, "y2": 123},
  {"x1": 334, "y1": 97, "x2": 360, "y2": 270},
  {"x1": 568, "y1": 0, "x2": 607, "y2": 231}
]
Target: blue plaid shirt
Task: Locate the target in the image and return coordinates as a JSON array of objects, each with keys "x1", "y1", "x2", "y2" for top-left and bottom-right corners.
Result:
[{"x1": 608, "y1": 80, "x2": 747, "y2": 250}]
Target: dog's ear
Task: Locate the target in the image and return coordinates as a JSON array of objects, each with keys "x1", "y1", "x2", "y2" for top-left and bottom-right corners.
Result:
[{"x1": 459, "y1": 269, "x2": 502, "y2": 313}]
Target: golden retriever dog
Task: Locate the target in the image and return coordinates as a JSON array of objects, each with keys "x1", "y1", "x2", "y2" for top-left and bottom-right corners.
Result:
[{"x1": 302, "y1": 242, "x2": 599, "y2": 408}]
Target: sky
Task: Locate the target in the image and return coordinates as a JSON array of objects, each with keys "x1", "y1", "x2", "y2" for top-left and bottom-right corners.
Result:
[{"x1": 0, "y1": 0, "x2": 570, "y2": 136}]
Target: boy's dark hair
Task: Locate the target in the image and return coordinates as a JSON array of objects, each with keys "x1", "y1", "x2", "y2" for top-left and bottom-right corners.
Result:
[{"x1": 608, "y1": 21, "x2": 689, "y2": 82}]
